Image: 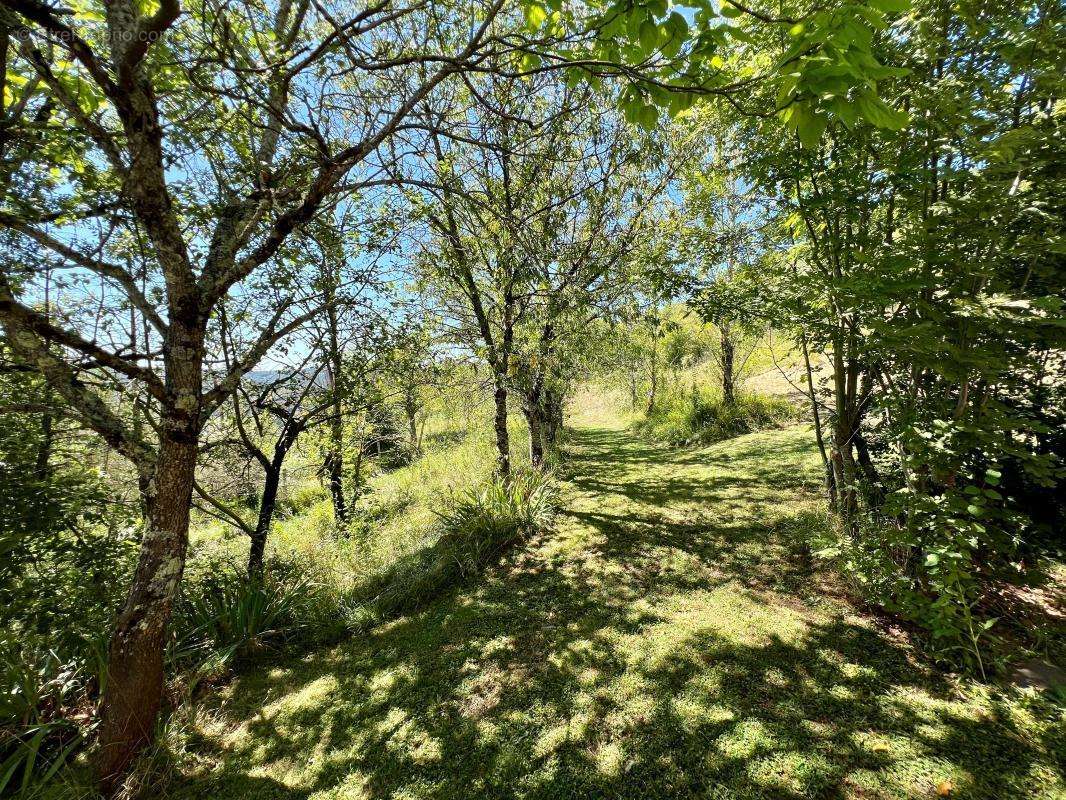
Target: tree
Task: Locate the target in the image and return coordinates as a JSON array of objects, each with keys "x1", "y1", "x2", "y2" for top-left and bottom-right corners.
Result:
[
  {"x1": 0, "y1": 0, "x2": 513, "y2": 785},
  {"x1": 722, "y1": 0, "x2": 1064, "y2": 669},
  {"x1": 677, "y1": 122, "x2": 773, "y2": 406}
]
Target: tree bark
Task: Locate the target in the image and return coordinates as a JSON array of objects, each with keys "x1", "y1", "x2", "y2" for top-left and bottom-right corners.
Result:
[
  {"x1": 853, "y1": 426, "x2": 885, "y2": 510},
  {"x1": 248, "y1": 456, "x2": 283, "y2": 577},
  {"x1": 35, "y1": 405, "x2": 53, "y2": 474},
  {"x1": 524, "y1": 404, "x2": 544, "y2": 468},
  {"x1": 493, "y1": 374, "x2": 510, "y2": 478},
  {"x1": 94, "y1": 419, "x2": 196, "y2": 791},
  {"x1": 94, "y1": 315, "x2": 203, "y2": 791},
  {"x1": 323, "y1": 293, "x2": 348, "y2": 525},
  {"x1": 832, "y1": 420, "x2": 860, "y2": 527},
  {"x1": 721, "y1": 326, "x2": 736, "y2": 406},
  {"x1": 324, "y1": 437, "x2": 347, "y2": 524}
]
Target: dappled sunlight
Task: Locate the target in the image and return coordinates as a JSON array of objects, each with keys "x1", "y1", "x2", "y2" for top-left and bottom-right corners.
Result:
[{"x1": 175, "y1": 420, "x2": 1064, "y2": 800}]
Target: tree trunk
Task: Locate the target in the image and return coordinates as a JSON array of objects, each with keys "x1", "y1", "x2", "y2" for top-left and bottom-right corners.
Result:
[
  {"x1": 94, "y1": 316, "x2": 203, "y2": 792},
  {"x1": 35, "y1": 406, "x2": 53, "y2": 474},
  {"x1": 832, "y1": 427, "x2": 859, "y2": 527},
  {"x1": 94, "y1": 425, "x2": 196, "y2": 791},
  {"x1": 800, "y1": 332, "x2": 833, "y2": 502},
  {"x1": 493, "y1": 374, "x2": 510, "y2": 478},
  {"x1": 404, "y1": 389, "x2": 419, "y2": 453},
  {"x1": 525, "y1": 404, "x2": 544, "y2": 468},
  {"x1": 853, "y1": 426, "x2": 885, "y2": 510},
  {"x1": 324, "y1": 428, "x2": 347, "y2": 524},
  {"x1": 721, "y1": 326, "x2": 736, "y2": 406},
  {"x1": 352, "y1": 445, "x2": 363, "y2": 497},
  {"x1": 323, "y1": 286, "x2": 347, "y2": 524},
  {"x1": 248, "y1": 456, "x2": 283, "y2": 577}
]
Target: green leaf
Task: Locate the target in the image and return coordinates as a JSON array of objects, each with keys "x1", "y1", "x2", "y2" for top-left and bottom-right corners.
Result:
[
  {"x1": 797, "y1": 110, "x2": 828, "y2": 149},
  {"x1": 855, "y1": 91, "x2": 909, "y2": 130},
  {"x1": 638, "y1": 19, "x2": 659, "y2": 53},
  {"x1": 523, "y1": 2, "x2": 547, "y2": 30},
  {"x1": 637, "y1": 104, "x2": 660, "y2": 130},
  {"x1": 868, "y1": 0, "x2": 910, "y2": 13}
]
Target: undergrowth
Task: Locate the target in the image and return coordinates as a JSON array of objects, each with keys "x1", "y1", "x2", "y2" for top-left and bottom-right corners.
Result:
[
  {"x1": 344, "y1": 469, "x2": 557, "y2": 630},
  {"x1": 636, "y1": 387, "x2": 798, "y2": 447}
]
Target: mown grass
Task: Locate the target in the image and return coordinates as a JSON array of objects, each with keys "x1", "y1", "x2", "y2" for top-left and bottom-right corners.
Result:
[{"x1": 161, "y1": 393, "x2": 1064, "y2": 800}]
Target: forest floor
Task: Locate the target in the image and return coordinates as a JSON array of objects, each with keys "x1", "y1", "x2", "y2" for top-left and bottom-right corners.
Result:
[{"x1": 173, "y1": 399, "x2": 1064, "y2": 800}]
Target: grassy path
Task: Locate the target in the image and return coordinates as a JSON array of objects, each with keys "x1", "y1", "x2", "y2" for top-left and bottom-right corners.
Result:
[{"x1": 176, "y1": 411, "x2": 1063, "y2": 799}]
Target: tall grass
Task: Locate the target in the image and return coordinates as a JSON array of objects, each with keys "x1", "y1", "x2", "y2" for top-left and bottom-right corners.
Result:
[
  {"x1": 344, "y1": 470, "x2": 557, "y2": 629},
  {"x1": 0, "y1": 637, "x2": 86, "y2": 797},
  {"x1": 636, "y1": 388, "x2": 798, "y2": 447},
  {"x1": 172, "y1": 557, "x2": 338, "y2": 680}
]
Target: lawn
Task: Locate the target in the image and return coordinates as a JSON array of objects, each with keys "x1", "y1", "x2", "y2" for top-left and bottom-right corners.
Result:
[{"x1": 172, "y1": 402, "x2": 1064, "y2": 799}]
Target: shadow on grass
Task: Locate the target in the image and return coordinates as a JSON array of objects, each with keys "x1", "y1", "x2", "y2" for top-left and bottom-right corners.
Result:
[{"x1": 175, "y1": 426, "x2": 1062, "y2": 800}]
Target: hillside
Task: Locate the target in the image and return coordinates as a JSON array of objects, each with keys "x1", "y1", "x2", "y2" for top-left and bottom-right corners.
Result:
[{"x1": 169, "y1": 401, "x2": 1064, "y2": 800}]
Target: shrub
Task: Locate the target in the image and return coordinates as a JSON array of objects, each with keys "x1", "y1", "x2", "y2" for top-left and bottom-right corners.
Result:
[
  {"x1": 345, "y1": 470, "x2": 557, "y2": 628},
  {"x1": 0, "y1": 636, "x2": 86, "y2": 797},
  {"x1": 173, "y1": 556, "x2": 336, "y2": 673},
  {"x1": 636, "y1": 388, "x2": 797, "y2": 447}
]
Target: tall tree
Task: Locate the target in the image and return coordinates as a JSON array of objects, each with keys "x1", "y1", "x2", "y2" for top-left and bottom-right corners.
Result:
[{"x1": 0, "y1": 0, "x2": 510, "y2": 785}]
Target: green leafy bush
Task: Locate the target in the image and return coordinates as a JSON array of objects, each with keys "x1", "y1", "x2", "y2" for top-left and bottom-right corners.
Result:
[
  {"x1": 0, "y1": 636, "x2": 86, "y2": 797},
  {"x1": 173, "y1": 557, "x2": 336, "y2": 672},
  {"x1": 636, "y1": 388, "x2": 797, "y2": 447},
  {"x1": 835, "y1": 410, "x2": 1063, "y2": 677},
  {"x1": 345, "y1": 470, "x2": 557, "y2": 628}
]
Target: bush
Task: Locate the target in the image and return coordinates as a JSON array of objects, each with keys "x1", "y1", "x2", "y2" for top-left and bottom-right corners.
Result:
[
  {"x1": 345, "y1": 470, "x2": 556, "y2": 628},
  {"x1": 0, "y1": 636, "x2": 87, "y2": 796},
  {"x1": 636, "y1": 388, "x2": 797, "y2": 447},
  {"x1": 173, "y1": 556, "x2": 337, "y2": 674}
]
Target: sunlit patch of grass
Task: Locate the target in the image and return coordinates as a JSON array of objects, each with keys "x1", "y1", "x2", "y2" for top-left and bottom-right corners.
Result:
[{"x1": 166, "y1": 401, "x2": 1064, "y2": 800}]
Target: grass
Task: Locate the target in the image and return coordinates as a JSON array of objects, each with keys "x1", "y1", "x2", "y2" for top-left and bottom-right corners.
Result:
[
  {"x1": 636, "y1": 388, "x2": 799, "y2": 447},
  {"x1": 158, "y1": 392, "x2": 1063, "y2": 799},
  {"x1": 344, "y1": 470, "x2": 557, "y2": 630},
  {"x1": 184, "y1": 411, "x2": 531, "y2": 602}
]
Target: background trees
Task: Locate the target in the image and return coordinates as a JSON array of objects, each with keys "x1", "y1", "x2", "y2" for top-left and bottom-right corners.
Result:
[
  {"x1": 0, "y1": 0, "x2": 1061, "y2": 793},
  {"x1": 401, "y1": 72, "x2": 668, "y2": 474},
  {"x1": 0, "y1": 0, "x2": 513, "y2": 783}
]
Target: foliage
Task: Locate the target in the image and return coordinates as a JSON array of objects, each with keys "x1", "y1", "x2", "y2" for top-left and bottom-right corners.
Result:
[
  {"x1": 681, "y1": 0, "x2": 1066, "y2": 671},
  {"x1": 346, "y1": 470, "x2": 557, "y2": 628},
  {"x1": 173, "y1": 557, "x2": 337, "y2": 673},
  {"x1": 521, "y1": 0, "x2": 915, "y2": 137},
  {"x1": 0, "y1": 636, "x2": 87, "y2": 797},
  {"x1": 637, "y1": 387, "x2": 798, "y2": 447}
]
